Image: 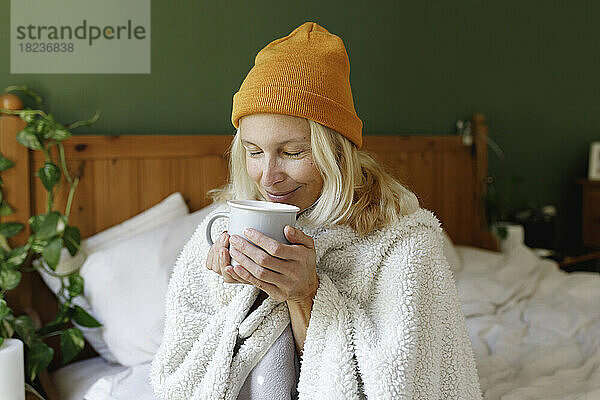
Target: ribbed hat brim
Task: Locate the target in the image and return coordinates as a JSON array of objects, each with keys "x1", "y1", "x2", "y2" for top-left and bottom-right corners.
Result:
[{"x1": 232, "y1": 86, "x2": 363, "y2": 149}]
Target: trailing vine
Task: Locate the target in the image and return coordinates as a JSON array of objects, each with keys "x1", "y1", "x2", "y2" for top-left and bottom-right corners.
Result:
[{"x1": 0, "y1": 85, "x2": 101, "y2": 384}]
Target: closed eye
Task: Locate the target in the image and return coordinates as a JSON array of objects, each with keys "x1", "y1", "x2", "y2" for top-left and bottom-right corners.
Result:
[{"x1": 247, "y1": 151, "x2": 303, "y2": 158}]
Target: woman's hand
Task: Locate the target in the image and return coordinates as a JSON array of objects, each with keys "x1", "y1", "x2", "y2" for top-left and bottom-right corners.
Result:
[
  {"x1": 226, "y1": 226, "x2": 318, "y2": 303},
  {"x1": 205, "y1": 231, "x2": 250, "y2": 284}
]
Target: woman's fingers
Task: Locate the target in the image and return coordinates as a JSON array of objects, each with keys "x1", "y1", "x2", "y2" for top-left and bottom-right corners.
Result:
[
  {"x1": 206, "y1": 245, "x2": 216, "y2": 271},
  {"x1": 220, "y1": 247, "x2": 248, "y2": 284},
  {"x1": 206, "y1": 231, "x2": 252, "y2": 286},
  {"x1": 229, "y1": 246, "x2": 289, "y2": 287},
  {"x1": 225, "y1": 264, "x2": 248, "y2": 283}
]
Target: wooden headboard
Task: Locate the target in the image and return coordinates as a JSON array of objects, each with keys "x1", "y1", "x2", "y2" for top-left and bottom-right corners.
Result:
[{"x1": 0, "y1": 110, "x2": 497, "y2": 374}]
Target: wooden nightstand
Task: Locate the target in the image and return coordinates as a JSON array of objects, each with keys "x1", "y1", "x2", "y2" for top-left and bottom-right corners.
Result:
[
  {"x1": 578, "y1": 178, "x2": 600, "y2": 248},
  {"x1": 540, "y1": 179, "x2": 600, "y2": 273}
]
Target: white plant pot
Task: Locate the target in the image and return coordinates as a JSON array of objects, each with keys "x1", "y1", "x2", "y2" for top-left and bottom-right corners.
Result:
[
  {"x1": 0, "y1": 338, "x2": 25, "y2": 400},
  {"x1": 493, "y1": 222, "x2": 525, "y2": 254}
]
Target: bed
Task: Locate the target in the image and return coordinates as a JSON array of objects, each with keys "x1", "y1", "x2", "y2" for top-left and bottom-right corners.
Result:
[{"x1": 2, "y1": 111, "x2": 599, "y2": 399}]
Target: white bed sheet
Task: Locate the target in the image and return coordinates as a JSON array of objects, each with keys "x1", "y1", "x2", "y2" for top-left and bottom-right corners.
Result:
[
  {"x1": 51, "y1": 357, "x2": 127, "y2": 400},
  {"x1": 51, "y1": 244, "x2": 600, "y2": 400},
  {"x1": 456, "y1": 244, "x2": 600, "y2": 400},
  {"x1": 52, "y1": 357, "x2": 156, "y2": 400}
]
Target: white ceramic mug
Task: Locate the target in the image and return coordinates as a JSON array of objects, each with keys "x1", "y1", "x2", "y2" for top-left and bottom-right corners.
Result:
[{"x1": 205, "y1": 200, "x2": 300, "y2": 267}]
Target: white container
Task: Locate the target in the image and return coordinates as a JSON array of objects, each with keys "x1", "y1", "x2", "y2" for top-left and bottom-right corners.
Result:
[
  {"x1": 0, "y1": 338, "x2": 25, "y2": 400},
  {"x1": 494, "y1": 222, "x2": 525, "y2": 254}
]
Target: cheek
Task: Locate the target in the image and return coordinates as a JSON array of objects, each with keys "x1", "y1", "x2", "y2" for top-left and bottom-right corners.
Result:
[
  {"x1": 245, "y1": 158, "x2": 261, "y2": 182},
  {"x1": 292, "y1": 160, "x2": 321, "y2": 185}
]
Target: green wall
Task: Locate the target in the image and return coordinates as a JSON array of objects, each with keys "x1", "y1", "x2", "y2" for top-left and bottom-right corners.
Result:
[{"x1": 1, "y1": 1, "x2": 598, "y2": 249}]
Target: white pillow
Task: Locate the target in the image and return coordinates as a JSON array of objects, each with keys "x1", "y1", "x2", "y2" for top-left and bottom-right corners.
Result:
[
  {"x1": 79, "y1": 202, "x2": 221, "y2": 366},
  {"x1": 442, "y1": 229, "x2": 463, "y2": 273},
  {"x1": 36, "y1": 192, "x2": 189, "y2": 363}
]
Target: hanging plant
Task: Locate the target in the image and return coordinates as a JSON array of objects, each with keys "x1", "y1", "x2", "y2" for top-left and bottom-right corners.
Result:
[{"x1": 0, "y1": 85, "x2": 101, "y2": 390}]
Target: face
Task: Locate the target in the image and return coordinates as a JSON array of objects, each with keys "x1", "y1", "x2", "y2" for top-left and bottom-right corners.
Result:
[{"x1": 239, "y1": 113, "x2": 323, "y2": 212}]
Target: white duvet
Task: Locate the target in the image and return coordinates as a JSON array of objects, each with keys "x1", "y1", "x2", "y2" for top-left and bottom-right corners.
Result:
[
  {"x1": 53, "y1": 244, "x2": 600, "y2": 400},
  {"x1": 456, "y1": 244, "x2": 600, "y2": 400}
]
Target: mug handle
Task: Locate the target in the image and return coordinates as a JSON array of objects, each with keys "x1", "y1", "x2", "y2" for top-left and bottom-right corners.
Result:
[{"x1": 205, "y1": 211, "x2": 230, "y2": 246}]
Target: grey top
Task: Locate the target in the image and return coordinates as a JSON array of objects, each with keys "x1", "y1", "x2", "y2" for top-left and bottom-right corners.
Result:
[{"x1": 236, "y1": 323, "x2": 300, "y2": 400}]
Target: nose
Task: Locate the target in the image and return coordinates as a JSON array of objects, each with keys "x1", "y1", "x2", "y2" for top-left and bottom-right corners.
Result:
[{"x1": 260, "y1": 157, "x2": 286, "y2": 188}]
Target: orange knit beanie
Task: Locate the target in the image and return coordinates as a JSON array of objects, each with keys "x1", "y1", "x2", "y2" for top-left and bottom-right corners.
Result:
[{"x1": 231, "y1": 22, "x2": 363, "y2": 149}]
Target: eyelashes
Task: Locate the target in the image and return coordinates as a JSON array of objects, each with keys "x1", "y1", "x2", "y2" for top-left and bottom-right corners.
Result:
[{"x1": 247, "y1": 151, "x2": 302, "y2": 158}]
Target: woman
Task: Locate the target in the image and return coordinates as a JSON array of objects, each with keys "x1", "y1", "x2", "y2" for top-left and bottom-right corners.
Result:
[{"x1": 150, "y1": 22, "x2": 482, "y2": 399}]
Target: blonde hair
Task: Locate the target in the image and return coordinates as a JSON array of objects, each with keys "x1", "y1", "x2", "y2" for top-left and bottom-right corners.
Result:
[{"x1": 207, "y1": 119, "x2": 420, "y2": 237}]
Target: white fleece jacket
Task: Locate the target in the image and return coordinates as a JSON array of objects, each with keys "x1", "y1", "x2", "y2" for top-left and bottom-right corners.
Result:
[{"x1": 149, "y1": 203, "x2": 482, "y2": 399}]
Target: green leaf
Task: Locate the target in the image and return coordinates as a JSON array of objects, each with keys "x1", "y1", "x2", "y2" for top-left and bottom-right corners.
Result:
[
  {"x1": 37, "y1": 162, "x2": 61, "y2": 191},
  {"x1": 53, "y1": 302, "x2": 74, "y2": 325},
  {"x1": 0, "y1": 222, "x2": 24, "y2": 238},
  {"x1": 28, "y1": 214, "x2": 45, "y2": 233},
  {"x1": 1, "y1": 318, "x2": 14, "y2": 337},
  {"x1": 13, "y1": 315, "x2": 36, "y2": 346},
  {"x1": 26, "y1": 341, "x2": 54, "y2": 382},
  {"x1": 30, "y1": 238, "x2": 48, "y2": 254},
  {"x1": 47, "y1": 128, "x2": 71, "y2": 141},
  {"x1": 34, "y1": 118, "x2": 49, "y2": 136},
  {"x1": 4, "y1": 245, "x2": 29, "y2": 269},
  {"x1": 0, "y1": 201, "x2": 13, "y2": 217},
  {"x1": 0, "y1": 268, "x2": 21, "y2": 290},
  {"x1": 67, "y1": 274, "x2": 84, "y2": 298},
  {"x1": 60, "y1": 327, "x2": 84, "y2": 364},
  {"x1": 63, "y1": 226, "x2": 81, "y2": 256},
  {"x1": 35, "y1": 211, "x2": 64, "y2": 240},
  {"x1": 71, "y1": 305, "x2": 101, "y2": 328},
  {"x1": 19, "y1": 110, "x2": 37, "y2": 124},
  {"x1": 0, "y1": 336, "x2": 3, "y2": 347},
  {"x1": 42, "y1": 237, "x2": 63, "y2": 270},
  {"x1": 36, "y1": 303, "x2": 73, "y2": 336},
  {"x1": 16, "y1": 126, "x2": 43, "y2": 150},
  {"x1": 0, "y1": 153, "x2": 14, "y2": 171},
  {"x1": 0, "y1": 298, "x2": 10, "y2": 319}
]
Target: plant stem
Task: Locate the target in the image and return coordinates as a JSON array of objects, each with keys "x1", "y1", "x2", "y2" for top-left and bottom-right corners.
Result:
[
  {"x1": 3, "y1": 85, "x2": 43, "y2": 104},
  {"x1": 46, "y1": 189, "x2": 53, "y2": 214},
  {"x1": 39, "y1": 330, "x2": 63, "y2": 340},
  {"x1": 65, "y1": 177, "x2": 79, "y2": 218},
  {"x1": 57, "y1": 143, "x2": 72, "y2": 183},
  {"x1": 0, "y1": 108, "x2": 47, "y2": 118},
  {"x1": 64, "y1": 110, "x2": 100, "y2": 130},
  {"x1": 32, "y1": 257, "x2": 82, "y2": 278}
]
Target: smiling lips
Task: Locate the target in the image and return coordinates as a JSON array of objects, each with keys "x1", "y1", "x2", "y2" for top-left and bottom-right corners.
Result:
[{"x1": 267, "y1": 188, "x2": 299, "y2": 196}]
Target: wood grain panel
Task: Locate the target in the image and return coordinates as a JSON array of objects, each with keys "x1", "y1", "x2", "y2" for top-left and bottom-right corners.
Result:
[
  {"x1": 32, "y1": 134, "x2": 233, "y2": 161},
  {"x1": 93, "y1": 158, "x2": 141, "y2": 232},
  {"x1": 440, "y1": 150, "x2": 471, "y2": 244},
  {"x1": 408, "y1": 151, "x2": 436, "y2": 211},
  {"x1": 138, "y1": 158, "x2": 181, "y2": 211}
]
